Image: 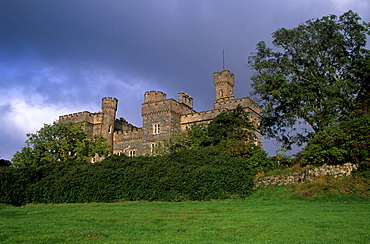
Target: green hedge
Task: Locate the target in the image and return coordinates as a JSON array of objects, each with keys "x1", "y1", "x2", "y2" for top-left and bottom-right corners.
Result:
[
  {"x1": 0, "y1": 166, "x2": 37, "y2": 206},
  {"x1": 0, "y1": 147, "x2": 254, "y2": 206}
]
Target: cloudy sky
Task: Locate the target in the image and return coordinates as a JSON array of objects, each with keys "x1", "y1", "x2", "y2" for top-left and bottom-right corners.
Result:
[{"x1": 1, "y1": 0, "x2": 369, "y2": 160}]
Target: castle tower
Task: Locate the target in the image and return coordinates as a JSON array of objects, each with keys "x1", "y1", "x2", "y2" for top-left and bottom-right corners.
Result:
[
  {"x1": 101, "y1": 97, "x2": 118, "y2": 150},
  {"x1": 178, "y1": 91, "x2": 193, "y2": 109},
  {"x1": 141, "y1": 91, "x2": 188, "y2": 152},
  {"x1": 213, "y1": 70, "x2": 235, "y2": 102}
]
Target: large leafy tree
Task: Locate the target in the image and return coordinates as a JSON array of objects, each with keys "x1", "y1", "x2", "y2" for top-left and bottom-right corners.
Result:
[
  {"x1": 248, "y1": 11, "x2": 370, "y2": 149},
  {"x1": 12, "y1": 122, "x2": 111, "y2": 166}
]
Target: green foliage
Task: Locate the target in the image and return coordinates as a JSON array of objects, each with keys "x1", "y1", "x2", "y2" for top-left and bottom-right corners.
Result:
[
  {"x1": 0, "y1": 147, "x2": 255, "y2": 205},
  {"x1": 248, "y1": 10, "x2": 370, "y2": 149},
  {"x1": 206, "y1": 105, "x2": 256, "y2": 145},
  {"x1": 245, "y1": 146, "x2": 269, "y2": 168},
  {"x1": 0, "y1": 159, "x2": 11, "y2": 167},
  {"x1": 220, "y1": 139, "x2": 269, "y2": 169},
  {"x1": 0, "y1": 166, "x2": 37, "y2": 206},
  {"x1": 301, "y1": 114, "x2": 370, "y2": 171},
  {"x1": 187, "y1": 123, "x2": 210, "y2": 148},
  {"x1": 1, "y1": 106, "x2": 266, "y2": 205},
  {"x1": 12, "y1": 121, "x2": 111, "y2": 166},
  {"x1": 268, "y1": 154, "x2": 295, "y2": 168},
  {"x1": 149, "y1": 132, "x2": 194, "y2": 156}
]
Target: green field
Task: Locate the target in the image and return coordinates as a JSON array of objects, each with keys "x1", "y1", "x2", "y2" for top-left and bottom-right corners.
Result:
[{"x1": 1, "y1": 187, "x2": 369, "y2": 244}]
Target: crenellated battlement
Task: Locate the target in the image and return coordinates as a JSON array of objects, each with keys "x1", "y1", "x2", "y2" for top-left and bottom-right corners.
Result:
[
  {"x1": 115, "y1": 127, "x2": 143, "y2": 135},
  {"x1": 181, "y1": 109, "x2": 221, "y2": 125},
  {"x1": 102, "y1": 97, "x2": 118, "y2": 102},
  {"x1": 102, "y1": 97, "x2": 118, "y2": 111},
  {"x1": 144, "y1": 91, "x2": 167, "y2": 103},
  {"x1": 213, "y1": 70, "x2": 235, "y2": 87},
  {"x1": 59, "y1": 111, "x2": 91, "y2": 119},
  {"x1": 214, "y1": 97, "x2": 261, "y2": 115},
  {"x1": 141, "y1": 98, "x2": 193, "y2": 118},
  {"x1": 178, "y1": 91, "x2": 193, "y2": 109},
  {"x1": 114, "y1": 128, "x2": 144, "y2": 142},
  {"x1": 59, "y1": 111, "x2": 102, "y2": 123}
]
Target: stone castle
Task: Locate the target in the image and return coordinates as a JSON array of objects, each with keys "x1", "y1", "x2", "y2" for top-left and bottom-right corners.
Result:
[{"x1": 59, "y1": 70, "x2": 262, "y2": 161}]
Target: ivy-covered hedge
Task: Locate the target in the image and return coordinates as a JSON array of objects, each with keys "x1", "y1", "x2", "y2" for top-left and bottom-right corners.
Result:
[{"x1": 0, "y1": 147, "x2": 255, "y2": 206}]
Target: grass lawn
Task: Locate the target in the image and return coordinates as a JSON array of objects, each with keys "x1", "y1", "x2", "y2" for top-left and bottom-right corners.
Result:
[{"x1": 1, "y1": 187, "x2": 369, "y2": 243}]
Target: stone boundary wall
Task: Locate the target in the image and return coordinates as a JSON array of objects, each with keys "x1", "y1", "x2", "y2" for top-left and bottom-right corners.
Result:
[{"x1": 255, "y1": 163, "x2": 358, "y2": 188}]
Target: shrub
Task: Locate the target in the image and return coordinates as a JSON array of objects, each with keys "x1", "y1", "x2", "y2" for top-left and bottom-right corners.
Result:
[
  {"x1": 301, "y1": 114, "x2": 370, "y2": 171},
  {"x1": 1, "y1": 148, "x2": 255, "y2": 205},
  {"x1": 0, "y1": 166, "x2": 37, "y2": 206}
]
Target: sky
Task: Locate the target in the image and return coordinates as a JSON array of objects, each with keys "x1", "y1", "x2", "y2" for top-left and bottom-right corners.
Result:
[{"x1": 1, "y1": 0, "x2": 369, "y2": 160}]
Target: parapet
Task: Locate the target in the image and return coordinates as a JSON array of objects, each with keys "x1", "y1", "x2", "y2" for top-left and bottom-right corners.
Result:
[
  {"x1": 59, "y1": 111, "x2": 96, "y2": 123},
  {"x1": 114, "y1": 128, "x2": 144, "y2": 142},
  {"x1": 102, "y1": 97, "x2": 118, "y2": 111},
  {"x1": 178, "y1": 91, "x2": 193, "y2": 109},
  {"x1": 214, "y1": 97, "x2": 261, "y2": 115},
  {"x1": 213, "y1": 70, "x2": 234, "y2": 87},
  {"x1": 181, "y1": 109, "x2": 219, "y2": 125},
  {"x1": 144, "y1": 91, "x2": 167, "y2": 103}
]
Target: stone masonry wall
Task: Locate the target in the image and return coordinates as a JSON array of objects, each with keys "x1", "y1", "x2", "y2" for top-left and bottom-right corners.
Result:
[{"x1": 255, "y1": 163, "x2": 358, "y2": 188}]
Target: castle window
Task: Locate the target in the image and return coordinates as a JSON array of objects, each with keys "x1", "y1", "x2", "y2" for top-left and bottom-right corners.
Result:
[
  {"x1": 153, "y1": 123, "x2": 160, "y2": 135},
  {"x1": 128, "y1": 150, "x2": 136, "y2": 157},
  {"x1": 150, "y1": 143, "x2": 156, "y2": 154},
  {"x1": 108, "y1": 125, "x2": 112, "y2": 134},
  {"x1": 219, "y1": 90, "x2": 223, "y2": 97}
]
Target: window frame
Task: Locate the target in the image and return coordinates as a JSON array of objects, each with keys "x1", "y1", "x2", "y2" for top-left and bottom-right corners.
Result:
[
  {"x1": 128, "y1": 150, "x2": 136, "y2": 157},
  {"x1": 153, "y1": 123, "x2": 160, "y2": 135}
]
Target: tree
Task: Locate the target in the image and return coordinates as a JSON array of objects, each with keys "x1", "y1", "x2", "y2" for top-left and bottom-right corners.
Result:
[
  {"x1": 207, "y1": 105, "x2": 257, "y2": 145},
  {"x1": 0, "y1": 159, "x2": 11, "y2": 167},
  {"x1": 248, "y1": 11, "x2": 370, "y2": 149},
  {"x1": 12, "y1": 121, "x2": 111, "y2": 166},
  {"x1": 301, "y1": 114, "x2": 370, "y2": 170}
]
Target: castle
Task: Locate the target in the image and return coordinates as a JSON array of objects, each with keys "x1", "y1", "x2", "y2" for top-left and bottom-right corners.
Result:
[{"x1": 59, "y1": 70, "x2": 262, "y2": 161}]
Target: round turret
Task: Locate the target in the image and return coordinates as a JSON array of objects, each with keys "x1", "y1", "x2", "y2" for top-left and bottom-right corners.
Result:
[
  {"x1": 101, "y1": 97, "x2": 118, "y2": 153},
  {"x1": 213, "y1": 70, "x2": 235, "y2": 101}
]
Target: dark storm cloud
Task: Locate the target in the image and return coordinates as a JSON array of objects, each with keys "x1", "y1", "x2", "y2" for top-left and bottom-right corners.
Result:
[{"x1": 0, "y1": 0, "x2": 369, "y2": 159}]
